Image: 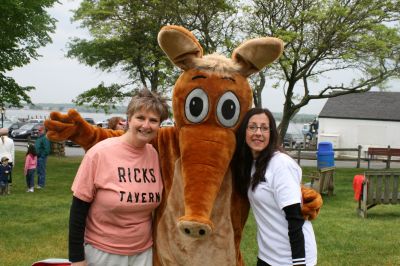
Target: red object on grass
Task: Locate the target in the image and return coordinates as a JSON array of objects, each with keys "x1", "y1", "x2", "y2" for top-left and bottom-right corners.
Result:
[{"x1": 353, "y1": 174, "x2": 365, "y2": 201}]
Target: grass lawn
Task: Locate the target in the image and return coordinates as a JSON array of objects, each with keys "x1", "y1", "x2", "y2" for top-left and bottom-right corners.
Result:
[{"x1": 1, "y1": 151, "x2": 399, "y2": 265}]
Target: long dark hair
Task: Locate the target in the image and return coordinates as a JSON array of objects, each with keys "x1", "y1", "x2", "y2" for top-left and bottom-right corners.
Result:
[
  {"x1": 26, "y1": 144, "x2": 37, "y2": 157},
  {"x1": 231, "y1": 108, "x2": 282, "y2": 197}
]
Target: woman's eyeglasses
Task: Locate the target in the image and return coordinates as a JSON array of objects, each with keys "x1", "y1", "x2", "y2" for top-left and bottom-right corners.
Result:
[{"x1": 247, "y1": 124, "x2": 270, "y2": 133}]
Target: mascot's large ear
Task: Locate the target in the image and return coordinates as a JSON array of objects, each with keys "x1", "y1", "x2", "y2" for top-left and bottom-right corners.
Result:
[
  {"x1": 232, "y1": 37, "x2": 284, "y2": 77},
  {"x1": 158, "y1": 25, "x2": 203, "y2": 70}
]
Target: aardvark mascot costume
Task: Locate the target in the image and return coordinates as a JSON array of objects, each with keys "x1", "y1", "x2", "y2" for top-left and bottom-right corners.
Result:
[{"x1": 45, "y1": 25, "x2": 322, "y2": 266}]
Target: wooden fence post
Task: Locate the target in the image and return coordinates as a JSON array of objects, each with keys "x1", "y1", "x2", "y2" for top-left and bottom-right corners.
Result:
[
  {"x1": 357, "y1": 145, "x2": 361, "y2": 168},
  {"x1": 50, "y1": 141, "x2": 65, "y2": 157},
  {"x1": 297, "y1": 148, "x2": 301, "y2": 164}
]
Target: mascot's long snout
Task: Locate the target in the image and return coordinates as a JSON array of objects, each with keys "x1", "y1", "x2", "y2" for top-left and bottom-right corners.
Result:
[{"x1": 177, "y1": 125, "x2": 236, "y2": 238}]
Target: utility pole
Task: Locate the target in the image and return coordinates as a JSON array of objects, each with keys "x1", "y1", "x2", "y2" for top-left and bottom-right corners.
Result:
[{"x1": 0, "y1": 105, "x2": 5, "y2": 128}]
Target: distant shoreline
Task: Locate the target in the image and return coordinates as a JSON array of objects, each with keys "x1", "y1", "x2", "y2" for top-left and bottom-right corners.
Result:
[
  {"x1": 4, "y1": 109, "x2": 309, "y2": 136},
  {"x1": 4, "y1": 108, "x2": 126, "y2": 123},
  {"x1": 4, "y1": 103, "x2": 317, "y2": 124}
]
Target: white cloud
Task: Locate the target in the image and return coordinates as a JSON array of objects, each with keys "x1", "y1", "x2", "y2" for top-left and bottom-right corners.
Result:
[{"x1": 7, "y1": 1, "x2": 399, "y2": 115}]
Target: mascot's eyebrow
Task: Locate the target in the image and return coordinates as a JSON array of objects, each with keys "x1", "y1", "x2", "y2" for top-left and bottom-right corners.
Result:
[
  {"x1": 191, "y1": 75, "x2": 235, "y2": 83},
  {"x1": 192, "y1": 75, "x2": 207, "y2": 80},
  {"x1": 222, "y1": 76, "x2": 236, "y2": 83}
]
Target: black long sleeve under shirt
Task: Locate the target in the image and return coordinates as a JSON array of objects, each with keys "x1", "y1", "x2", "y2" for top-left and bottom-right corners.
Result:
[
  {"x1": 283, "y1": 203, "x2": 306, "y2": 266},
  {"x1": 69, "y1": 196, "x2": 91, "y2": 263}
]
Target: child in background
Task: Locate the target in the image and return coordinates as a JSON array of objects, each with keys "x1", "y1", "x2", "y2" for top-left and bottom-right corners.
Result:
[
  {"x1": 0, "y1": 156, "x2": 11, "y2": 195},
  {"x1": 24, "y1": 144, "x2": 37, "y2": 192}
]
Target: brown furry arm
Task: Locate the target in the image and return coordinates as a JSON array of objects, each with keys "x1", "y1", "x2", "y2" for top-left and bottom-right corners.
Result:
[
  {"x1": 152, "y1": 126, "x2": 180, "y2": 266},
  {"x1": 44, "y1": 109, "x2": 124, "y2": 151},
  {"x1": 301, "y1": 186, "x2": 323, "y2": 221},
  {"x1": 230, "y1": 187, "x2": 250, "y2": 266}
]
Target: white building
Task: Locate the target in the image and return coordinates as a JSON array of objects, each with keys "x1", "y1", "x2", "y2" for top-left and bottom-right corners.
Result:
[{"x1": 317, "y1": 92, "x2": 400, "y2": 157}]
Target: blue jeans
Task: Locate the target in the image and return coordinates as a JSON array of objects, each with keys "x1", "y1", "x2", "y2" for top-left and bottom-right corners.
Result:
[
  {"x1": 37, "y1": 156, "x2": 47, "y2": 187},
  {"x1": 26, "y1": 169, "x2": 35, "y2": 189}
]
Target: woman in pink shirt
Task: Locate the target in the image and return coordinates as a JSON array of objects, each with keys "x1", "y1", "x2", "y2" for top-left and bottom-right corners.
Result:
[
  {"x1": 24, "y1": 144, "x2": 37, "y2": 192},
  {"x1": 69, "y1": 89, "x2": 169, "y2": 266}
]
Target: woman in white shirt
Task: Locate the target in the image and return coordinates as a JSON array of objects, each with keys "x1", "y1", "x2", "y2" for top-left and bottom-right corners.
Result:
[{"x1": 231, "y1": 108, "x2": 317, "y2": 266}]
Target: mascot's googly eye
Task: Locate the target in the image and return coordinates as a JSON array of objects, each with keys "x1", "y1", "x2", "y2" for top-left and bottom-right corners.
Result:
[
  {"x1": 216, "y1": 91, "x2": 240, "y2": 127},
  {"x1": 185, "y1": 88, "x2": 209, "y2": 123}
]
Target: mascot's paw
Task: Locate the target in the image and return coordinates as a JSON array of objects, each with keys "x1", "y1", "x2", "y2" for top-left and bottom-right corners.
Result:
[
  {"x1": 301, "y1": 186, "x2": 323, "y2": 221},
  {"x1": 45, "y1": 109, "x2": 125, "y2": 151},
  {"x1": 45, "y1": 109, "x2": 91, "y2": 143}
]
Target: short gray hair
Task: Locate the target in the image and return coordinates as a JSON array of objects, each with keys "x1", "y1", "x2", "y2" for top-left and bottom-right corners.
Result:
[{"x1": 126, "y1": 88, "x2": 169, "y2": 122}]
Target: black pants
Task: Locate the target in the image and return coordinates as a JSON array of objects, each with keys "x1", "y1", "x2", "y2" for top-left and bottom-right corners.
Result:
[{"x1": 257, "y1": 257, "x2": 271, "y2": 266}]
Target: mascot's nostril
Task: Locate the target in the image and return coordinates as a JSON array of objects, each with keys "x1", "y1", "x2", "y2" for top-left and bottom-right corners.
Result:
[{"x1": 178, "y1": 219, "x2": 213, "y2": 238}]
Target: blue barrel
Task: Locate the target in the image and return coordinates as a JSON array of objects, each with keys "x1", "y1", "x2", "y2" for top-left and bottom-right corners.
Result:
[{"x1": 317, "y1": 141, "x2": 335, "y2": 168}]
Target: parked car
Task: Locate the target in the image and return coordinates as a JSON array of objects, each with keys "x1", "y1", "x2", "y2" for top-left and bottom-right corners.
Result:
[
  {"x1": 284, "y1": 133, "x2": 301, "y2": 148},
  {"x1": 96, "y1": 120, "x2": 109, "y2": 128},
  {"x1": 7, "y1": 121, "x2": 26, "y2": 138},
  {"x1": 84, "y1": 117, "x2": 95, "y2": 125},
  {"x1": 10, "y1": 123, "x2": 41, "y2": 141},
  {"x1": 27, "y1": 118, "x2": 45, "y2": 123},
  {"x1": 66, "y1": 118, "x2": 95, "y2": 147},
  {"x1": 161, "y1": 119, "x2": 174, "y2": 127}
]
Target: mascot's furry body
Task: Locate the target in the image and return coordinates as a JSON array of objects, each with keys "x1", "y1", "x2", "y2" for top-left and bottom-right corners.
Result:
[{"x1": 45, "y1": 26, "x2": 321, "y2": 266}]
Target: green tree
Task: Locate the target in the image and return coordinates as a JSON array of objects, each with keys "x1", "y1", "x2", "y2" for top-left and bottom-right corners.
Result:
[
  {"x1": 244, "y1": 0, "x2": 400, "y2": 140},
  {"x1": 67, "y1": 0, "x2": 239, "y2": 112},
  {"x1": 0, "y1": 0, "x2": 57, "y2": 108}
]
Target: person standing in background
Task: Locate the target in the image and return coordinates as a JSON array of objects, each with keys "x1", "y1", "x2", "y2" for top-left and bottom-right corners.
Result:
[
  {"x1": 24, "y1": 144, "x2": 37, "y2": 193},
  {"x1": 0, "y1": 128, "x2": 15, "y2": 194},
  {"x1": 0, "y1": 157, "x2": 11, "y2": 195},
  {"x1": 107, "y1": 116, "x2": 127, "y2": 130},
  {"x1": 35, "y1": 126, "x2": 51, "y2": 189}
]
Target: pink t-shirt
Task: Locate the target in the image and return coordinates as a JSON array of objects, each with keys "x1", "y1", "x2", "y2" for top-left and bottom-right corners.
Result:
[
  {"x1": 24, "y1": 154, "x2": 37, "y2": 176},
  {"x1": 72, "y1": 137, "x2": 163, "y2": 255}
]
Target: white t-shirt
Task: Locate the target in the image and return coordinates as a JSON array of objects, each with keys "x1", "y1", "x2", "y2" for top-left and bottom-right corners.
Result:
[
  {"x1": 0, "y1": 136, "x2": 15, "y2": 164},
  {"x1": 248, "y1": 152, "x2": 317, "y2": 266}
]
